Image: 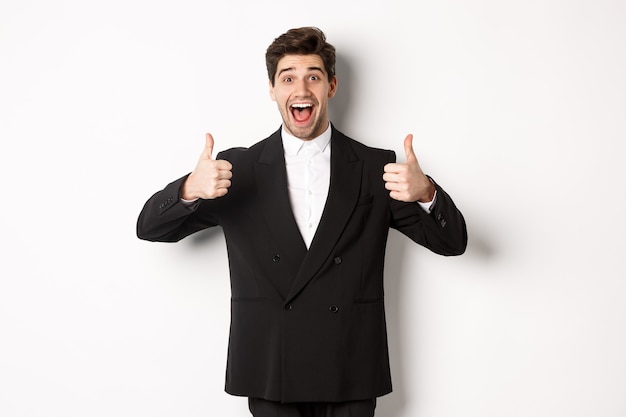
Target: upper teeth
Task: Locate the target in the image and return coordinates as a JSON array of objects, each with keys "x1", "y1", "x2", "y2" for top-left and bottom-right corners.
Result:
[{"x1": 291, "y1": 103, "x2": 313, "y2": 108}]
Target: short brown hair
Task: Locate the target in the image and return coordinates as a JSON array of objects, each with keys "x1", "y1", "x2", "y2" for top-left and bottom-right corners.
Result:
[{"x1": 265, "y1": 27, "x2": 336, "y2": 86}]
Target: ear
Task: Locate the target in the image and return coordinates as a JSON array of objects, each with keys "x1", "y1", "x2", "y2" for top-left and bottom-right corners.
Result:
[
  {"x1": 328, "y1": 76, "x2": 338, "y2": 98},
  {"x1": 269, "y1": 80, "x2": 276, "y2": 101}
]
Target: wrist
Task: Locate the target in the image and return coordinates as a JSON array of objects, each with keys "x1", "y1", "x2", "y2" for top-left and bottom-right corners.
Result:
[
  {"x1": 181, "y1": 175, "x2": 198, "y2": 200},
  {"x1": 417, "y1": 180, "x2": 436, "y2": 203}
]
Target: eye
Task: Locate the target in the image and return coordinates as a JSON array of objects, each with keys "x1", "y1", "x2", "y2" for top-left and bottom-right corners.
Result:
[
  {"x1": 283, "y1": 77, "x2": 293, "y2": 83},
  {"x1": 310, "y1": 75, "x2": 319, "y2": 81}
]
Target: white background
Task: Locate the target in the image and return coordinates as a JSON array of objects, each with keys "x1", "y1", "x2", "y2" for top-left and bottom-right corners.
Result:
[{"x1": 1, "y1": 0, "x2": 625, "y2": 416}]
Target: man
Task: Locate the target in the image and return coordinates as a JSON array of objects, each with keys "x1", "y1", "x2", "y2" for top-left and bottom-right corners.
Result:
[{"x1": 137, "y1": 27, "x2": 467, "y2": 417}]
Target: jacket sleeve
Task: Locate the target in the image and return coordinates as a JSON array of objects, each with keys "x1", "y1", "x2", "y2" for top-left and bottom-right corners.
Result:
[
  {"x1": 384, "y1": 146, "x2": 467, "y2": 256},
  {"x1": 390, "y1": 177, "x2": 468, "y2": 256},
  {"x1": 136, "y1": 174, "x2": 221, "y2": 242}
]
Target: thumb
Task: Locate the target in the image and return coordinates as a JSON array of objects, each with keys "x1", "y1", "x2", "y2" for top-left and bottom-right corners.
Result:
[
  {"x1": 403, "y1": 134, "x2": 417, "y2": 163},
  {"x1": 200, "y1": 133, "x2": 215, "y2": 160}
]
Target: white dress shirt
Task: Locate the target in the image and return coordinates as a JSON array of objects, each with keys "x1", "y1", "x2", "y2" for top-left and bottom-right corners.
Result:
[{"x1": 282, "y1": 125, "x2": 332, "y2": 249}]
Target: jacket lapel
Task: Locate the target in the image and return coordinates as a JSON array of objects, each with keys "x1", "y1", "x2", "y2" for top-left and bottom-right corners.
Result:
[
  {"x1": 285, "y1": 128, "x2": 363, "y2": 303},
  {"x1": 254, "y1": 131, "x2": 308, "y2": 289}
]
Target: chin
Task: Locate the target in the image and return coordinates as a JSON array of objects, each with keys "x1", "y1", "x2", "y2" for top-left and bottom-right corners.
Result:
[{"x1": 286, "y1": 124, "x2": 313, "y2": 140}]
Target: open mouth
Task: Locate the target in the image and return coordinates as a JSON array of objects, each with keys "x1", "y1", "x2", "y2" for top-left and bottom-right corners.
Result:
[{"x1": 290, "y1": 103, "x2": 314, "y2": 124}]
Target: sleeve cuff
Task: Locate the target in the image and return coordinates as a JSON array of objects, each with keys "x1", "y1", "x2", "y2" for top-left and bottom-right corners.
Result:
[
  {"x1": 417, "y1": 190, "x2": 437, "y2": 213},
  {"x1": 180, "y1": 197, "x2": 200, "y2": 209}
]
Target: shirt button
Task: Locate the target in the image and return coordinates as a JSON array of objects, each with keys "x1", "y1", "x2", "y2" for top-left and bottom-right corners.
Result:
[
  {"x1": 334, "y1": 257, "x2": 342, "y2": 265},
  {"x1": 329, "y1": 305, "x2": 339, "y2": 313},
  {"x1": 272, "y1": 254, "x2": 280, "y2": 262},
  {"x1": 284, "y1": 303, "x2": 293, "y2": 311}
]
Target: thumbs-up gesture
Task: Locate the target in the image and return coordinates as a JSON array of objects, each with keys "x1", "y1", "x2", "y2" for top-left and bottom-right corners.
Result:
[
  {"x1": 181, "y1": 133, "x2": 233, "y2": 200},
  {"x1": 383, "y1": 134, "x2": 436, "y2": 203}
]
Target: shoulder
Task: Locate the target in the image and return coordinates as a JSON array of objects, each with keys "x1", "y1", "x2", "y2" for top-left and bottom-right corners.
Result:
[
  {"x1": 332, "y1": 127, "x2": 396, "y2": 163},
  {"x1": 215, "y1": 129, "x2": 282, "y2": 163}
]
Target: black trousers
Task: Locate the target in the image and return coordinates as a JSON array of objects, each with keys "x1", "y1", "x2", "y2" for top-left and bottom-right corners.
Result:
[{"x1": 248, "y1": 398, "x2": 377, "y2": 417}]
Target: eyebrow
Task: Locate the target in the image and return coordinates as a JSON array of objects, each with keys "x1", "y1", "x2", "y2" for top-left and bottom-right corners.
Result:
[{"x1": 277, "y1": 66, "x2": 325, "y2": 77}]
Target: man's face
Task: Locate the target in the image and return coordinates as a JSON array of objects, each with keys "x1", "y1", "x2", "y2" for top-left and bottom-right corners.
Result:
[{"x1": 269, "y1": 54, "x2": 337, "y2": 140}]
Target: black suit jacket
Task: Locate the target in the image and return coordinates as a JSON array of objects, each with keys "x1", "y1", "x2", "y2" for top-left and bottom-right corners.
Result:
[{"x1": 137, "y1": 126, "x2": 467, "y2": 403}]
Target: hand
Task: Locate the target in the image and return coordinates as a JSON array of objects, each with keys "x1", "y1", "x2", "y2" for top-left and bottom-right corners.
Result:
[
  {"x1": 383, "y1": 134, "x2": 436, "y2": 203},
  {"x1": 181, "y1": 133, "x2": 233, "y2": 200}
]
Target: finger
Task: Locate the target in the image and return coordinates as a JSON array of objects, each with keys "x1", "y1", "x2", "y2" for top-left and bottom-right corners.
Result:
[
  {"x1": 215, "y1": 159, "x2": 232, "y2": 170},
  {"x1": 403, "y1": 134, "x2": 417, "y2": 164},
  {"x1": 216, "y1": 168, "x2": 233, "y2": 180},
  {"x1": 383, "y1": 172, "x2": 402, "y2": 183},
  {"x1": 384, "y1": 181, "x2": 399, "y2": 191},
  {"x1": 200, "y1": 133, "x2": 215, "y2": 160},
  {"x1": 383, "y1": 163, "x2": 409, "y2": 176},
  {"x1": 388, "y1": 190, "x2": 409, "y2": 202},
  {"x1": 215, "y1": 179, "x2": 232, "y2": 189},
  {"x1": 384, "y1": 180, "x2": 408, "y2": 192},
  {"x1": 214, "y1": 179, "x2": 232, "y2": 197},
  {"x1": 383, "y1": 162, "x2": 403, "y2": 173}
]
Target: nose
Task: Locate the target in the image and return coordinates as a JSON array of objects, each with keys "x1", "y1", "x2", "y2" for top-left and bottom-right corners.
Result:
[{"x1": 293, "y1": 78, "x2": 309, "y2": 95}]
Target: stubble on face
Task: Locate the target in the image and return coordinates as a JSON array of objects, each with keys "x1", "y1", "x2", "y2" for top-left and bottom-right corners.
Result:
[{"x1": 270, "y1": 55, "x2": 337, "y2": 140}]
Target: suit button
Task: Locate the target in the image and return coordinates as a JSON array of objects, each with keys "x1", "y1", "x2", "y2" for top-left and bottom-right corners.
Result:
[
  {"x1": 272, "y1": 255, "x2": 280, "y2": 262},
  {"x1": 329, "y1": 305, "x2": 339, "y2": 313},
  {"x1": 284, "y1": 303, "x2": 292, "y2": 311},
  {"x1": 334, "y1": 257, "x2": 342, "y2": 265}
]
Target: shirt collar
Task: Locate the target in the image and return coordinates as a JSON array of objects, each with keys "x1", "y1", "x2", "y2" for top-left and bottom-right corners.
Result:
[{"x1": 281, "y1": 123, "x2": 332, "y2": 156}]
